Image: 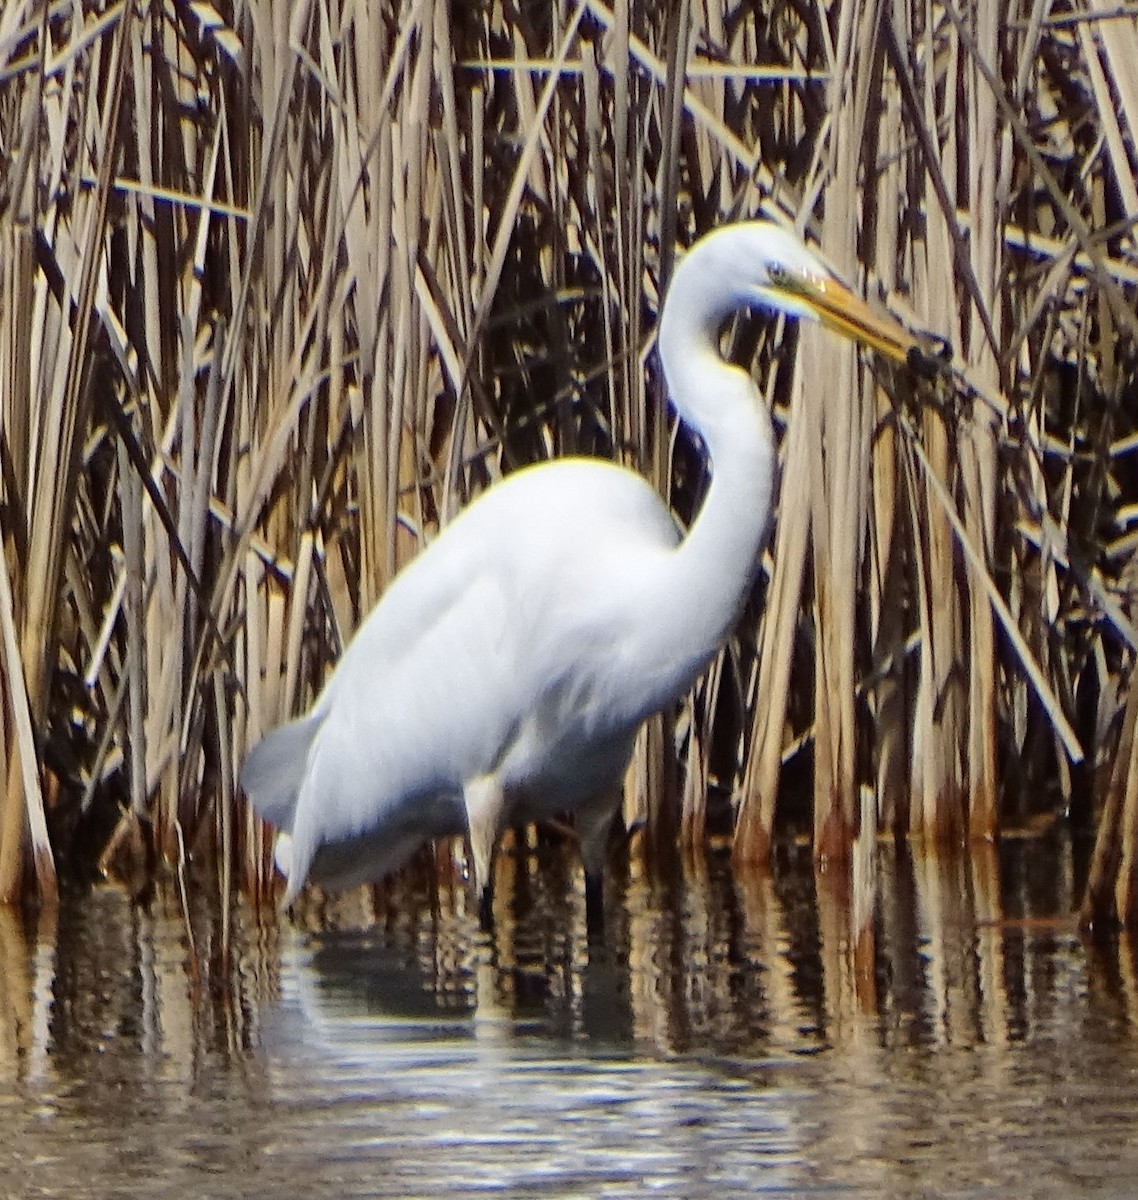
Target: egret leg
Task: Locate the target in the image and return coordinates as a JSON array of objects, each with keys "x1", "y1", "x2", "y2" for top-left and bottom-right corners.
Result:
[
  {"x1": 583, "y1": 870, "x2": 605, "y2": 938},
  {"x1": 464, "y1": 775, "x2": 506, "y2": 928},
  {"x1": 578, "y1": 793, "x2": 619, "y2": 937}
]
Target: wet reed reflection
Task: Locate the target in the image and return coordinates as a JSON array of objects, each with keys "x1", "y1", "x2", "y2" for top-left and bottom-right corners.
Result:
[
  {"x1": 278, "y1": 829, "x2": 1123, "y2": 1065},
  {"x1": 0, "y1": 834, "x2": 1123, "y2": 1070},
  {"x1": 3, "y1": 834, "x2": 1138, "y2": 1196}
]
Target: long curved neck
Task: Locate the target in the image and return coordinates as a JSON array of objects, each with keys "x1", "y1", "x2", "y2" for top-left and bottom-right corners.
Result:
[
  {"x1": 619, "y1": 261, "x2": 775, "y2": 717},
  {"x1": 659, "y1": 324, "x2": 775, "y2": 660}
]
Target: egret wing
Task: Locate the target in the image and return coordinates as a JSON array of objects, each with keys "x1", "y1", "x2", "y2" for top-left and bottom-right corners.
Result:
[{"x1": 282, "y1": 562, "x2": 518, "y2": 892}]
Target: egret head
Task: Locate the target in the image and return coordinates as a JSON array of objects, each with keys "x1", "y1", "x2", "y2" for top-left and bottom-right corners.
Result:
[{"x1": 686, "y1": 221, "x2": 922, "y2": 366}]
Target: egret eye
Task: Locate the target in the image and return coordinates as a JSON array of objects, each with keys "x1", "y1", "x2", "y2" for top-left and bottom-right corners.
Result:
[{"x1": 767, "y1": 262, "x2": 791, "y2": 287}]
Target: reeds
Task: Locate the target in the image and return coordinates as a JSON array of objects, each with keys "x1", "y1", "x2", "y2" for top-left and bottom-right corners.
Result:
[{"x1": 2, "y1": 1, "x2": 1138, "y2": 917}]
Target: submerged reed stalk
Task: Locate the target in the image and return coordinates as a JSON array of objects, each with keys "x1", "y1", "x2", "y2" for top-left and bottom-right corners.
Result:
[{"x1": 0, "y1": 1, "x2": 1136, "y2": 918}]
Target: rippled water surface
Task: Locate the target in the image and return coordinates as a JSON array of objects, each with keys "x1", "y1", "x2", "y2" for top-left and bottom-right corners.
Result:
[{"x1": 3, "y1": 835, "x2": 1138, "y2": 1198}]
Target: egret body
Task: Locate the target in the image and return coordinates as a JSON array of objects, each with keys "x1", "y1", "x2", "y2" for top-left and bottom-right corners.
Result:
[{"x1": 240, "y1": 221, "x2": 922, "y2": 922}]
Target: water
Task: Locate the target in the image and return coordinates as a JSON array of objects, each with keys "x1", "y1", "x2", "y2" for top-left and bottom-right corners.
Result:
[{"x1": 2, "y1": 834, "x2": 1138, "y2": 1198}]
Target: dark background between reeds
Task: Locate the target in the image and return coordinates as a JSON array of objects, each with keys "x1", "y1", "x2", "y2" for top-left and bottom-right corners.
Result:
[{"x1": 2, "y1": 0, "x2": 1138, "y2": 921}]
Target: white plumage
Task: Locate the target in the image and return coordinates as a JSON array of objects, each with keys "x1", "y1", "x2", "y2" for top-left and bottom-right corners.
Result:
[{"x1": 240, "y1": 221, "x2": 921, "y2": 922}]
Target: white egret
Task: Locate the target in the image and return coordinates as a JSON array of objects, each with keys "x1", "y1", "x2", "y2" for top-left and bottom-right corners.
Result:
[{"x1": 240, "y1": 220, "x2": 924, "y2": 927}]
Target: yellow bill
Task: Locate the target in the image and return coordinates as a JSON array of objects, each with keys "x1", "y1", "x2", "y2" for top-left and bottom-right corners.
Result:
[{"x1": 774, "y1": 272, "x2": 950, "y2": 373}]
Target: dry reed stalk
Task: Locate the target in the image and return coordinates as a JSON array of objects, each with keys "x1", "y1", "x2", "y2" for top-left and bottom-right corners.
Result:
[
  {"x1": 0, "y1": 215, "x2": 43, "y2": 901},
  {"x1": 906, "y1": 7, "x2": 968, "y2": 845},
  {"x1": 1083, "y1": 667, "x2": 1138, "y2": 925},
  {"x1": 0, "y1": 537, "x2": 55, "y2": 902},
  {"x1": 853, "y1": 785, "x2": 878, "y2": 1012},
  {"x1": 957, "y1": 4, "x2": 1005, "y2": 840},
  {"x1": 865, "y1": 33, "x2": 909, "y2": 837},
  {"x1": 805, "y1": 0, "x2": 879, "y2": 860},
  {"x1": 736, "y1": 361, "x2": 812, "y2": 863}
]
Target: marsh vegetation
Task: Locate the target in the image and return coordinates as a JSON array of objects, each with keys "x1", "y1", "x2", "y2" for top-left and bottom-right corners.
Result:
[{"x1": 1, "y1": 1, "x2": 1138, "y2": 921}]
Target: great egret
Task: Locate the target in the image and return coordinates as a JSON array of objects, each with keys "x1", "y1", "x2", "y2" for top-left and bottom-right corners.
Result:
[{"x1": 240, "y1": 220, "x2": 924, "y2": 926}]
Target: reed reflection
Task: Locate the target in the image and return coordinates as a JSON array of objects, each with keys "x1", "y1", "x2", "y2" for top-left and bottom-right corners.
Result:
[
  {"x1": 0, "y1": 887, "x2": 281, "y2": 1093},
  {"x1": 2, "y1": 835, "x2": 1138, "y2": 1199},
  {"x1": 281, "y1": 832, "x2": 1112, "y2": 1066},
  {"x1": 0, "y1": 834, "x2": 1131, "y2": 1075}
]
